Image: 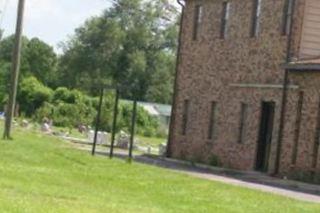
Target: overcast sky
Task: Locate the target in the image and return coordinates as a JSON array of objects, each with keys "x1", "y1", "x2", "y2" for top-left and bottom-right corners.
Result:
[{"x1": 0, "y1": 0, "x2": 111, "y2": 53}]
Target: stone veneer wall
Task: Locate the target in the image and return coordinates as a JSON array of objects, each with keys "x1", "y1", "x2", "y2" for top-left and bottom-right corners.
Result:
[{"x1": 168, "y1": 0, "x2": 318, "y2": 177}]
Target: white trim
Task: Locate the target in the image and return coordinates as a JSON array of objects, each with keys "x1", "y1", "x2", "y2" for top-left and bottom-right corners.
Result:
[{"x1": 230, "y1": 83, "x2": 299, "y2": 90}]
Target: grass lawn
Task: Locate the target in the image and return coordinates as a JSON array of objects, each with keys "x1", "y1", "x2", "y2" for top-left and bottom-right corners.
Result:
[
  {"x1": 136, "y1": 135, "x2": 166, "y2": 148},
  {"x1": 0, "y1": 123, "x2": 319, "y2": 212}
]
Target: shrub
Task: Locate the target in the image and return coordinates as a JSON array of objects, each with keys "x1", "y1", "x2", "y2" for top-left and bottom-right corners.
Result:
[
  {"x1": 27, "y1": 84, "x2": 160, "y2": 137},
  {"x1": 52, "y1": 87, "x2": 78, "y2": 104},
  {"x1": 0, "y1": 62, "x2": 9, "y2": 110},
  {"x1": 35, "y1": 101, "x2": 96, "y2": 129},
  {"x1": 115, "y1": 102, "x2": 159, "y2": 137},
  {"x1": 18, "y1": 76, "x2": 53, "y2": 116}
]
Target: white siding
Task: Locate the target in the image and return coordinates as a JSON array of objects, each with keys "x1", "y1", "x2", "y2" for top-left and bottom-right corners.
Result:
[{"x1": 299, "y1": 0, "x2": 320, "y2": 59}]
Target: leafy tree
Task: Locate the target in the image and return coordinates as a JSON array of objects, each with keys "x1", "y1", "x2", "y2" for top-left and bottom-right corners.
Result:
[
  {"x1": 0, "y1": 35, "x2": 30, "y2": 77},
  {"x1": 0, "y1": 35, "x2": 58, "y2": 87},
  {"x1": 0, "y1": 61, "x2": 10, "y2": 110},
  {"x1": 26, "y1": 38, "x2": 58, "y2": 86},
  {"x1": 58, "y1": 0, "x2": 179, "y2": 103}
]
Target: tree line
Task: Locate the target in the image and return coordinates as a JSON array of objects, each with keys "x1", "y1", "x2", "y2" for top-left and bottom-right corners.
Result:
[
  {"x1": 0, "y1": 0, "x2": 178, "y2": 137},
  {"x1": 0, "y1": 0, "x2": 179, "y2": 110}
]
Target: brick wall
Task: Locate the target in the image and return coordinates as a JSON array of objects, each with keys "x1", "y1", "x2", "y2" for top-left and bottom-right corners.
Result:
[{"x1": 169, "y1": 0, "x2": 320, "y2": 177}]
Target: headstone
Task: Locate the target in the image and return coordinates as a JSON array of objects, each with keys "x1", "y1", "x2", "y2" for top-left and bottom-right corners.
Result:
[
  {"x1": 41, "y1": 122, "x2": 51, "y2": 133},
  {"x1": 88, "y1": 130, "x2": 95, "y2": 143},
  {"x1": 21, "y1": 119, "x2": 29, "y2": 128},
  {"x1": 116, "y1": 131, "x2": 130, "y2": 149},
  {"x1": 88, "y1": 130, "x2": 108, "y2": 145}
]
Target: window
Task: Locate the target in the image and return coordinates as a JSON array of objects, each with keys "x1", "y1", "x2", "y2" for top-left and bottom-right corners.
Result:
[
  {"x1": 282, "y1": 0, "x2": 294, "y2": 36},
  {"x1": 250, "y1": 0, "x2": 262, "y2": 37},
  {"x1": 292, "y1": 91, "x2": 303, "y2": 165},
  {"x1": 238, "y1": 103, "x2": 248, "y2": 143},
  {"x1": 208, "y1": 102, "x2": 218, "y2": 140},
  {"x1": 182, "y1": 100, "x2": 190, "y2": 135},
  {"x1": 193, "y1": 5, "x2": 203, "y2": 40},
  {"x1": 220, "y1": 2, "x2": 231, "y2": 39}
]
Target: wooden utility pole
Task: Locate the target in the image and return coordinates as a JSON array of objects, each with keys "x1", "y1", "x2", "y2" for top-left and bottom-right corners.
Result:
[{"x1": 3, "y1": 0, "x2": 26, "y2": 139}]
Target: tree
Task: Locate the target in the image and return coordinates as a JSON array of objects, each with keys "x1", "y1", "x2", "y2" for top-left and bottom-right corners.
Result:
[
  {"x1": 26, "y1": 38, "x2": 58, "y2": 86},
  {"x1": 58, "y1": 0, "x2": 179, "y2": 103},
  {"x1": 0, "y1": 61, "x2": 10, "y2": 110},
  {"x1": 0, "y1": 35, "x2": 30, "y2": 77},
  {"x1": 0, "y1": 35, "x2": 58, "y2": 86}
]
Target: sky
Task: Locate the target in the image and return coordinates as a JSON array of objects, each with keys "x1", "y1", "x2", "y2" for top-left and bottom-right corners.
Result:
[{"x1": 0, "y1": 0, "x2": 111, "y2": 53}]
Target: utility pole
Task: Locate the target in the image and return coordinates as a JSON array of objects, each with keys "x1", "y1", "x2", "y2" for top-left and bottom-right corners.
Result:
[{"x1": 3, "y1": 0, "x2": 25, "y2": 139}]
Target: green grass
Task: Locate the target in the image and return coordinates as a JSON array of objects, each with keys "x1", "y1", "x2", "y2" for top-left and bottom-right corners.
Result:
[
  {"x1": 136, "y1": 135, "x2": 166, "y2": 148},
  {"x1": 0, "y1": 124, "x2": 319, "y2": 212}
]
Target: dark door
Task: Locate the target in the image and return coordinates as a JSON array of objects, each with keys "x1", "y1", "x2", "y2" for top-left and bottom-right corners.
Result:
[{"x1": 255, "y1": 102, "x2": 275, "y2": 172}]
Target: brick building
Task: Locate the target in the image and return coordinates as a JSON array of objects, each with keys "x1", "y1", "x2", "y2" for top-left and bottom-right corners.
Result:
[{"x1": 167, "y1": 0, "x2": 320, "y2": 180}]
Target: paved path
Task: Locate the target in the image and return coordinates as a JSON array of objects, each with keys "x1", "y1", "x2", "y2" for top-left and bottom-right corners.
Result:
[
  {"x1": 184, "y1": 170, "x2": 320, "y2": 203},
  {"x1": 65, "y1": 138, "x2": 320, "y2": 203}
]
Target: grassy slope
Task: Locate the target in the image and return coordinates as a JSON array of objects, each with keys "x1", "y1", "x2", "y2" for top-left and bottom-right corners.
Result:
[
  {"x1": 136, "y1": 135, "x2": 166, "y2": 148},
  {"x1": 0, "y1": 125, "x2": 319, "y2": 212}
]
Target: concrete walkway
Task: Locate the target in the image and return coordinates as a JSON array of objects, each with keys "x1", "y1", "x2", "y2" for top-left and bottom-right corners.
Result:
[{"x1": 66, "y1": 139, "x2": 320, "y2": 203}]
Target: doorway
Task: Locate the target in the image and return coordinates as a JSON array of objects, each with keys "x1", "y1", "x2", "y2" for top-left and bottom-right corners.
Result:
[{"x1": 255, "y1": 102, "x2": 275, "y2": 172}]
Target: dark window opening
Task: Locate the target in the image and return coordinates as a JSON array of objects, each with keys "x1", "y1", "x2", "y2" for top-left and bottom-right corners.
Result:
[
  {"x1": 250, "y1": 0, "x2": 262, "y2": 37},
  {"x1": 292, "y1": 91, "x2": 304, "y2": 165},
  {"x1": 282, "y1": 0, "x2": 294, "y2": 36},
  {"x1": 182, "y1": 100, "x2": 190, "y2": 135},
  {"x1": 193, "y1": 5, "x2": 203, "y2": 40},
  {"x1": 238, "y1": 103, "x2": 248, "y2": 144},
  {"x1": 220, "y1": 2, "x2": 230, "y2": 39},
  {"x1": 208, "y1": 101, "x2": 218, "y2": 140},
  {"x1": 256, "y1": 102, "x2": 275, "y2": 172}
]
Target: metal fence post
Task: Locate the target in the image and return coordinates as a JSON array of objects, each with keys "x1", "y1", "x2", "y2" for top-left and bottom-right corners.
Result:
[
  {"x1": 128, "y1": 99, "x2": 137, "y2": 161},
  {"x1": 109, "y1": 89, "x2": 119, "y2": 158},
  {"x1": 92, "y1": 87, "x2": 104, "y2": 156}
]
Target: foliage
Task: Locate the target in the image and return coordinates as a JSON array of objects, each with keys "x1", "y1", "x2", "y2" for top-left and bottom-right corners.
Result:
[
  {"x1": 35, "y1": 101, "x2": 96, "y2": 129},
  {"x1": 0, "y1": 35, "x2": 30, "y2": 77},
  {"x1": 52, "y1": 87, "x2": 81, "y2": 104},
  {"x1": 35, "y1": 88, "x2": 96, "y2": 128},
  {"x1": 116, "y1": 102, "x2": 159, "y2": 136},
  {"x1": 0, "y1": 0, "x2": 177, "y2": 137},
  {"x1": 18, "y1": 76, "x2": 53, "y2": 116},
  {"x1": 33, "y1": 86, "x2": 159, "y2": 136},
  {"x1": 0, "y1": 35, "x2": 58, "y2": 87},
  {"x1": 0, "y1": 61, "x2": 9, "y2": 110},
  {"x1": 26, "y1": 38, "x2": 58, "y2": 86},
  {"x1": 58, "y1": 0, "x2": 179, "y2": 103}
]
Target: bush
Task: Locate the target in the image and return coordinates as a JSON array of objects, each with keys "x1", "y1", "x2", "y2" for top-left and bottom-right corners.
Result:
[
  {"x1": 115, "y1": 102, "x2": 159, "y2": 137},
  {"x1": 22, "y1": 81, "x2": 160, "y2": 137},
  {"x1": 35, "y1": 94, "x2": 96, "y2": 128},
  {"x1": 18, "y1": 76, "x2": 53, "y2": 116},
  {"x1": 52, "y1": 87, "x2": 81, "y2": 104},
  {"x1": 0, "y1": 62, "x2": 9, "y2": 111},
  {"x1": 0, "y1": 92, "x2": 7, "y2": 111},
  {"x1": 35, "y1": 103, "x2": 96, "y2": 129}
]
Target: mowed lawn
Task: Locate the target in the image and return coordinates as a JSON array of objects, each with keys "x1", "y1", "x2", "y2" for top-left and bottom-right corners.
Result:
[{"x1": 0, "y1": 126, "x2": 319, "y2": 212}]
